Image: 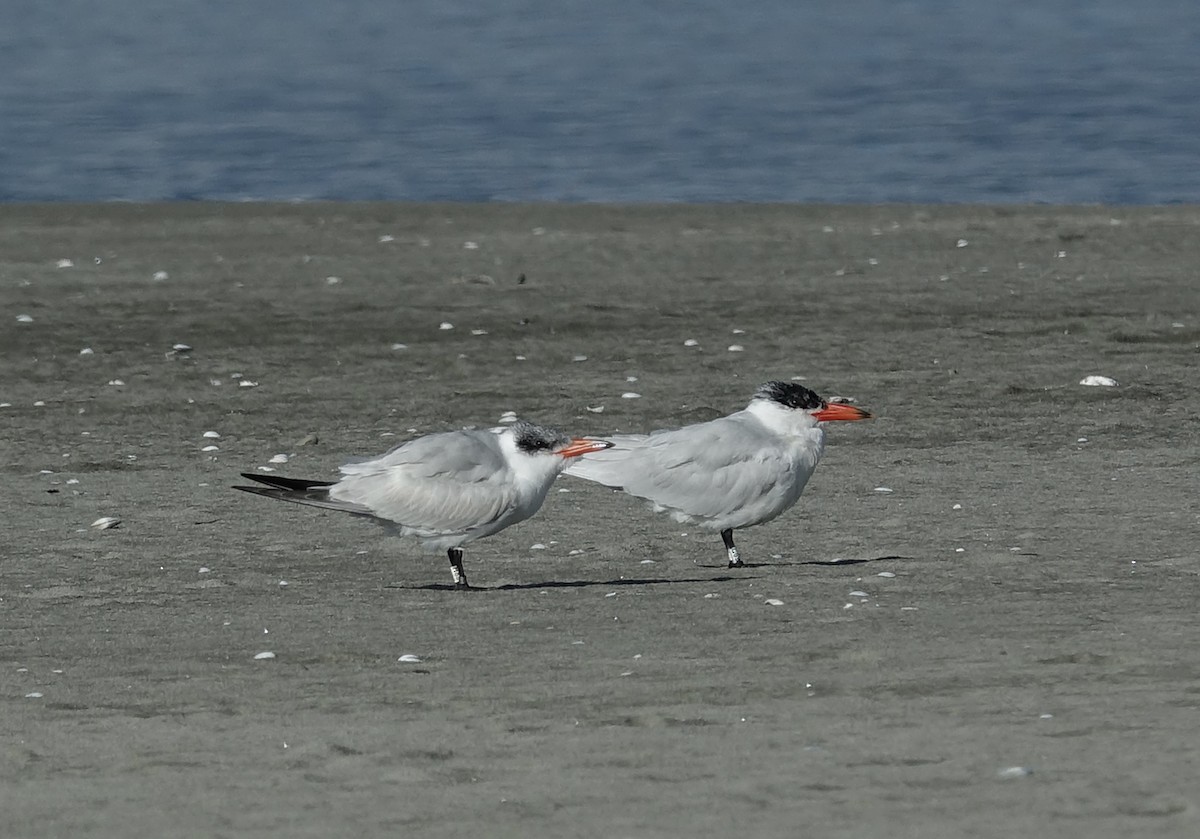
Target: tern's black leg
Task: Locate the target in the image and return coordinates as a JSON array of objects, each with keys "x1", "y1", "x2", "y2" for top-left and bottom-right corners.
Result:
[
  {"x1": 447, "y1": 548, "x2": 471, "y2": 589},
  {"x1": 722, "y1": 529, "x2": 743, "y2": 568}
]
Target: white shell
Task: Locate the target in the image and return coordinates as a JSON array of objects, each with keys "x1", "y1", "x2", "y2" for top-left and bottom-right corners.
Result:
[
  {"x1": 997, "y1": 766, "x2": 1033, "y2": 779},
  {"x1": 1079, "y1": 375, "x2": 1118, "y2": 387},
  {"x1": 253, "y1": 651, "x2": 276, "y2": 660},
  {"x1": 398, "y1": 654, "x2": 422, "y2": 663},
  {"x1": 91, "y1": 516, "x2": 121, "y2": 530}
]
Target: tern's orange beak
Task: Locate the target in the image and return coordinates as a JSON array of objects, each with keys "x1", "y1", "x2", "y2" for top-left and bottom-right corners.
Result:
[
  {"x1": 558, "y1": 438, "x2": 614, "y2": 458},
  {"x1": 813, "y1": 402, "x2": 872, "y2": 422}
]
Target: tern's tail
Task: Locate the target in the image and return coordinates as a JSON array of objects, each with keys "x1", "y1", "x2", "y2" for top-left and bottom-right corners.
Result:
[
  {"x1": 233, "y1": 473, "x2": 374, "y2": 517},
  {"x1": 561, "y1": 435, "x2": 647, "y2": 491}
]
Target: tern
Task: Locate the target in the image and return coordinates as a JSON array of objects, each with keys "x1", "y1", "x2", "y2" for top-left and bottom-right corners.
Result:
[
  {"x1": 564, "y1": 381, "x2": 871, "y2": 567},
  {"x1": 235, "y1": 420, "x2": 612, "y2": 588}
]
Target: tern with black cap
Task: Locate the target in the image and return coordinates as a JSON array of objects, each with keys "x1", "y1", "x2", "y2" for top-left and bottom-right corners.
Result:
[
  {"x1": 236, "y1": 420, "x2": 612, "y2": 588},
  {"x1": 564, "y1": 381, "x2": 872, "y2": 567}
]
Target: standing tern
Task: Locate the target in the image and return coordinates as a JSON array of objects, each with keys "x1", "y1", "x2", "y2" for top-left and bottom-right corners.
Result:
[
  {"x1": 564, "y1": 381, "x2": 872, "y2": 567},
  {"x1": 235, "y1": 420, "x2": 612, "y2": 588}
]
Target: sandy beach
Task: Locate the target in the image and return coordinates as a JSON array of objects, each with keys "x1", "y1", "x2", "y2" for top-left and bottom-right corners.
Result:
[{"x1": 2, "y1": 203, "x2": 1198, "y2": 837}]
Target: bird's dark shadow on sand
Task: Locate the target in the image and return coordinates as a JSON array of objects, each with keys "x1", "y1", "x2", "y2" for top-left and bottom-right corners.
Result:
[
  {"x1": 398, "y1": 575, "x2": 755, "y2": 592},
  {"x1": 692, "y1": 554, "x2": 911, "y2": 569}
]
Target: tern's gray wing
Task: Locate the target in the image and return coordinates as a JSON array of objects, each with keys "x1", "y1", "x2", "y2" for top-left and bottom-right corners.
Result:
[
  {"x1": 566, "y1": 414, "x2": 802, "y2": 524},
  {"x1": 331, "y1": 429, "x2": 519, "y2": 535}
]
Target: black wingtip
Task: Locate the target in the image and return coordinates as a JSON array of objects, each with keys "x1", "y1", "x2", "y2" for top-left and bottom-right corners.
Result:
[{"x1": 236, "y1": 472, "x2": 337, "y2": 491}]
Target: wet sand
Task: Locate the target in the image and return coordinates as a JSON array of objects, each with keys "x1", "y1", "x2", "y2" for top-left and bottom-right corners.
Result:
[{"x1": 2, "y1": 203, "x2": 1199, "y2": 837}]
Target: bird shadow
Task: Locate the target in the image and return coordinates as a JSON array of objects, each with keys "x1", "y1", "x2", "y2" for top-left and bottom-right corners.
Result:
[
  {"x1": 692, "y1": 554, "x2": 911, "y2": 569},
  {"x1": 396, "y1": 575, "x2": 756, "y2": 592}
]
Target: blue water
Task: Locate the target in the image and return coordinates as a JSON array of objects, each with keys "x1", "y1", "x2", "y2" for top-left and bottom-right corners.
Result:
[{"x1": 3, "y1": 1, "x2": 1199, "y2": 203}]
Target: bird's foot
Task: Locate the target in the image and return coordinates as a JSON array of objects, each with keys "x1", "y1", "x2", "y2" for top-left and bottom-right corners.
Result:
[
  {"x1": 725, "y1": 542, "x2": 742, "y2": 568},
  {"x1": 453, "y1": 580, "x2": 474, "y2": 591}
]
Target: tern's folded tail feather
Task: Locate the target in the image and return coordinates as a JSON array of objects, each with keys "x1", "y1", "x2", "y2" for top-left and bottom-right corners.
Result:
[{"x1": 562, "y1": 436, "x2": 647, "y2": 490}]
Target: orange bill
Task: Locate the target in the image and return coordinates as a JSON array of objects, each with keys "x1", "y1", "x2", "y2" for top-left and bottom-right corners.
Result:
[
  {"x1": 558, "y1": 438, "x2": 615, "y2": 458},
  {"x1": 813, "y1": 402, "x2": 872, "y2": 422}
]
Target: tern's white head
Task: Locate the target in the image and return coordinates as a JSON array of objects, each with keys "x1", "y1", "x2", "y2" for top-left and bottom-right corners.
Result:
[
  {"x1": 747, "y1": 381, "x2": 872, "y2": 434},
  {"x1": 502, "y1": 419, "x2": 613, "y2": 484}
]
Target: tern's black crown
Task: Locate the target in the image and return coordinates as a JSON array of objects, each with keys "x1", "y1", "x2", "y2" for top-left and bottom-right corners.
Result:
[
  {"x1": 754, "y1": 381, "x2": 824, "y2": 411},
  {"x1": 512, "y1": 419, "x2": 571, "y2": 454}
]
